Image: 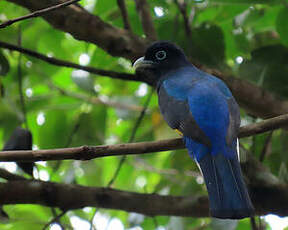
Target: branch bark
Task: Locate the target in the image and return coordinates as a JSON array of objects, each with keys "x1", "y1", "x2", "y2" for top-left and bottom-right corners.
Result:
[
  {"x1": 117, "y1": 0, "x2": 132, "y2": 31},
  {"x1": 0, "y1": 173, "x2": 288, "y2": 217},
  {"x1": 0, "y1": 113, "x2": 288, "y2": 162},
  {"x1": 174, "y1": 0, "x2": 191, "y2": 37},
  {"x1": 134, "y1": 0, "x2": 157, "y2": 40},
  {"x1": 2, "y1": 39, "x2": 288, "y2": 120},
  {"x1": 208, "y1": 68, "x2": 288, "y2": 119},
  {"x1": 6, "y1": 0, "x2": 147, "y2": 60},
  {"x1": 0, "y1": 41, "x2": 140, "y2": 82},
  {"x1": 0, "y1": 0, "x2": 80, "y2": 29}
]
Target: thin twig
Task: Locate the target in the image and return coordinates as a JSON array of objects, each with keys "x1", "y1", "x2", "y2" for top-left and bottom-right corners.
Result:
[
  {"x1": 134, "y1": 0, "x2": 157, "y2": 40},
  {"x1": 42, "y1": 210, "x2": 66, "y2": 230},
  {"x1": 50, "y1": 117, "x2": 81, "y2": 180},
  {"x1": 0, "y1": 168, "x2": 26, "y2": 181},
  {"x1": 174, "y1": 0, "x2": 191, "y2": 37},
  {"x1": 0, "y1": 0, "x2": 80, "y2": 29},
  {"x1": 0, "y1": 113, "x2": 287, "y2": 162},
  {"x1": 107, "y1": 87, "x2": 153, "y2": 187},
  {"x1": 50, "y1": 83, "x2": 143, "y2": 112},
  {"x1": 47, "y1": 115, "x2": 82, "y2": 229},
  {"x1": 250, "y1": 216, "x2": 259, "y2": 230},
  {"x1": 0, "y1": 41, "x2": 139, "y2": 83},
  {"x1": 89, "y1": 87, "x2": 153, "y2": 228},
  {"x1": 17, "y1": 27, "x2": 28, "y2": 129},
  {"x1": 89, "y1": 208, "x2": 99, "y2": 230},
  {"x1": 259, "y1": 131, "x2": 273, "y2": 162},
  {"x1": 117, "y1": 0, "x2": 131, "y2": 31}
]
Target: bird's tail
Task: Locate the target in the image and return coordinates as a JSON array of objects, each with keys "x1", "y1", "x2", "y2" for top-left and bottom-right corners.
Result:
[{"x1": 198, "y1": 150, "x2": 254, "y2": 219}]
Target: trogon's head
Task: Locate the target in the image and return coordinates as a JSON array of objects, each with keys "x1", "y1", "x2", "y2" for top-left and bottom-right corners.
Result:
[{"x1": 133, "y1": 41, "x2": 190, "y2": 85}]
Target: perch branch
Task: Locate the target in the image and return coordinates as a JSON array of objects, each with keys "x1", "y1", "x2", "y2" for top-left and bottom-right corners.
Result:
[{"x1": 0, "y1": 113, "x2": 288, "y2": 162}]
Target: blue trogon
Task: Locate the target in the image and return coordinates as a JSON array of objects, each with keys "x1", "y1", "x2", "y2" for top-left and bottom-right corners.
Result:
[{"x1": 133, "y1": 41, "x2": 254, "y2": 219}]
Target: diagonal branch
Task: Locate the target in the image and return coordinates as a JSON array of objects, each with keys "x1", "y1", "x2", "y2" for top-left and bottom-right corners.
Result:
[
  {"x1": 0, "y1": 0, "x2": 80, "y2": 29},
  {"x1": 117, "y1": 0, "x2": 132, "y2": 31},
  {"x1": 50, "y1": 83, "x2": 144, "y2": 111},
  {"x1": 134, "y1": 0, "x2": 157, "y2": 40},
  {"x1": 174, "y1": 0, "x2": 191, "y2": 37},
  {"x1": 6, "y1": 0, "x2": 147, "y2": 60},
  {"x1": 5, "y1": 0, "x2": 288, "y2": 119},
  {"x1": 0, "y1": 113, "x2": 288, "y2": 162},
  {"x1": 2, "y1": 40, "x2": 288, "y2": 120},
  {"x1": 0, "y1": 41, "x2": 140, "y2": 83}
]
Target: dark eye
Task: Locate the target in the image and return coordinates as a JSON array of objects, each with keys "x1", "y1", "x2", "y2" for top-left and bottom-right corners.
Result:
[{"x1": 155, "y1": 50, "x2": 166, "y2": 60}]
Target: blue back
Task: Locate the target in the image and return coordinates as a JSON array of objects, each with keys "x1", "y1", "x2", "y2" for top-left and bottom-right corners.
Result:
[{"x1": 160, "y1": 66, "x2": 236, "y2": 160}]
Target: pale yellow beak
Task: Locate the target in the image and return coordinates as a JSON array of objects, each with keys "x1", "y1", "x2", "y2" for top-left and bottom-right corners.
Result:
[{"x1": 133, "y1": 57, "x2": 154, "y2": 69}]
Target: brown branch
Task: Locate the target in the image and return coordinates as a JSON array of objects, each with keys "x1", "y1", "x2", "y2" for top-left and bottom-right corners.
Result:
[
  {"x1": 0, "y1": 41, "x2": 141, "y2": 83},
  {"x1": 2, "y1": 39, "x2": 288, "y2": 120},
  {"x1": 259, "y1": 131, "x2": 273, "y2": 162},
  {"x1": 0, "y1": 168, "x2": 26, "y2": 181},
  {"x1": 0, "y1": 171, "x2": 288, "y2": 217},
  {"x1": 174, "y1": 0, "x2": 191, "y2": 37},
  {"x1": 202, "y1": 67, "x2": 288, "y2": 119},
  {"x1": 5, "y1": 0, "x2": 288, "y2": 119},
  {"x1": 134, "y1": 0, "x2": 157, "y2": 40},
  {"x1": 0, "y1": 180, "x2": 209, "y2": 217},
  {"x1": 6, "y1": 0, "x2": 147, "y2": 60},
  {"x1": 0, "y1": 0, "x2": 80, "y2": 29},
  {"x1": 117, "y1": 0, "x2": 132, "y2": 31},
  {"x1": 0, "y1": 113, "x2": 288, "y2": 162}
]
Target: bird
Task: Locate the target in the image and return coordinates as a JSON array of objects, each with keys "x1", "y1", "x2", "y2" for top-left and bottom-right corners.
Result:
[
  {"x1": 3, "y1": 127, "x2": 35, "y2": 177},
  {"x1": 133, "y1": 41, "x2": 254, "y2": 219}
]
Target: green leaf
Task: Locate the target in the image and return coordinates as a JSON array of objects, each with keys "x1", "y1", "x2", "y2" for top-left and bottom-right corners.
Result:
[
  {"x1": 276, "y1": 7, "x2": 288, "y2": 47},
  {"x1": 239, "y1": 45, "x2": 288, "y2": 98},
  {"x1": 189, "y1": 23, "x2": 226, "y2": 67}
]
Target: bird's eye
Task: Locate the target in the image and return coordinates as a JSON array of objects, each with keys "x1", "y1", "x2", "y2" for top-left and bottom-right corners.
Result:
[{"x1": 155, "y1": 50, "x2": 166, "y2": 60}]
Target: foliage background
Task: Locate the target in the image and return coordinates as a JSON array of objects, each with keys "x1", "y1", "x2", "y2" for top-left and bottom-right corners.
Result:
[{"x1": 1, "y1": 0, "x2": 288, "y2": 229}]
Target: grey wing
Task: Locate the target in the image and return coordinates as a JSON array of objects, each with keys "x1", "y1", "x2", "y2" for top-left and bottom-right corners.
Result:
[
  {"x1": 225, "y1": 97, "x2": 240, "y2": 147},
  {"x1": 158, "y1": 85, "x2": 211, "y2": 147}
]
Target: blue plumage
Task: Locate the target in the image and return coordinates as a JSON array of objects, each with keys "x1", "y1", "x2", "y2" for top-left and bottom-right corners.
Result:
[{"x1": 134, "y1": 41, "x2": 254, "y2": 219}]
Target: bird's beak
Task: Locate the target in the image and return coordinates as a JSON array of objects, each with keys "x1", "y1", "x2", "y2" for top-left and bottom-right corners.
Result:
[{"x1": 133, "y1": 57, "x2": 154, "y2": 70}]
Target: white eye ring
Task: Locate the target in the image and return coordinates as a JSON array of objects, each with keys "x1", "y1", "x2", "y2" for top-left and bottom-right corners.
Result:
[{"x1": 155, "y1": 50, "x2": 166, "y2": 60}]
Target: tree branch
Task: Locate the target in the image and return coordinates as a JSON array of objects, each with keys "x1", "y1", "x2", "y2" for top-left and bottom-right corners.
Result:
[
  {"x1": 0, "y1": 113, "x2": 288, "y2": 162},
  {"x1": 0, "y1": 180, "x2": 210, "y2": 217},
  {"x1": 0, "y1": 40, "x2": 140, "y2": 83},
  {"x1": 203, "y1": 68, "x2": 288, "y2": 119},
  {"x1": 2, "y1": 38, "x2": 288, "y2": 120},
  {"x1": 0, "y1": 168, "x2": 26, "y2": 181},
  {"x1": 0, "y1": 0, "x2": 80, "y2": 29},
  {"x1": 117, "y1": 0, "x2": 132, "y2": 31},
  {"x1": 6, "y1": 0, "x2": 147, "y2": 60},
  {"x1": 0, "y1": 171, "x2": 288, "y2": 217},
  {"x1": 134, "y1": 0, "x2": 157, "y2": 40},
  {"x1": 174, "y1": 0, "x2": 191, "y2": 37}
]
